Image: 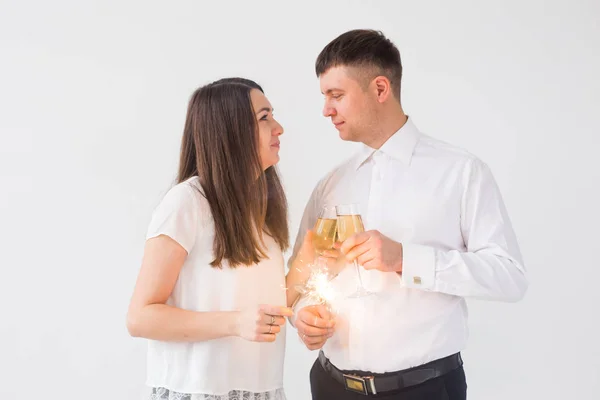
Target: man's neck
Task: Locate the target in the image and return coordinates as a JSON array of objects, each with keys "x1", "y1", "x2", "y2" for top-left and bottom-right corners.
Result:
[{"x1": 365, "y1": 109, "x2": 408, "y2": 149}]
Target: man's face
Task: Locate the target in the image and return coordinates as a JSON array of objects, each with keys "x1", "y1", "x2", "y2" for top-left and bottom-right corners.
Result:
[{"x1": 319, "y1": 66, "x2": 378, "y2": 143}]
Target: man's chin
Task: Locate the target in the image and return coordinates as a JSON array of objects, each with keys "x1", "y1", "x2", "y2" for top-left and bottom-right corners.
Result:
[{"x1": 339, "y1": 130, "x2": 358, "y2": 142}]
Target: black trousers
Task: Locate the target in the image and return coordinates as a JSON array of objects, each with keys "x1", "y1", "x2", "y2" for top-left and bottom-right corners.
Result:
[{"x1": 309, "y1": 359, "x2": 467, "y2": 400}]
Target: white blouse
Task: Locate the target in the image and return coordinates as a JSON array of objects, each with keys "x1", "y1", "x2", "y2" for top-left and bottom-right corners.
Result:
[{"x1": 144, "y1": 177, "x2": 287, "y2": 399}]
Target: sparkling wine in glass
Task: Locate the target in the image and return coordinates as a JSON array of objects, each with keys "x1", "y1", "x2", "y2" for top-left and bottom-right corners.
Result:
[
  {"x1": 336, "y1": 204, "x2": 374, "y2": 298},
  {"x1": 293, "y1": 205, "x2": 338, "y2": 297},
  {"x1": 312, "y1": 205, "x2": 338, "y2": 256}
]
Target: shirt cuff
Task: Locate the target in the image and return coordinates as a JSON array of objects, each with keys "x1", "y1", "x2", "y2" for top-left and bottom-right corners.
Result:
[{"x1": 400, "y1": 243, "x2": 436, "y2": 290}]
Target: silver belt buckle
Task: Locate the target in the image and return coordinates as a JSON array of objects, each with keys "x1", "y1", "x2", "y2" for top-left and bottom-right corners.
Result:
[{"x1": 342, "y1": 373, "x2": 377, "y2": 395}]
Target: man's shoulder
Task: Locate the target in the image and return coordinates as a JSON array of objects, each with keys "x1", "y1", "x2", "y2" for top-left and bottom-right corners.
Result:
[
  {"x1": 312, "y1": 153, "x2": 359, "y2": 192},
  {"x1": 417, "y1": 133, "x2": 484, "y2": 167}
]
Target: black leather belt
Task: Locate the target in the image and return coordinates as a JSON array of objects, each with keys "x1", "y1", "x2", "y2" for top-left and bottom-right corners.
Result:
[{"x1": 318, "y1": 351, "x2": 463, "y2": 396}]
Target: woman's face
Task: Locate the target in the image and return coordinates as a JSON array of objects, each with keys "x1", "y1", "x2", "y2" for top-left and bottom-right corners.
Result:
[{"x1": 250, "y1": 89, "x2": 284, "y2": 171}]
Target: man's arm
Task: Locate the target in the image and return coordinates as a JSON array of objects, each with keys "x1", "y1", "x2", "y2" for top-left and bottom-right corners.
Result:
[
  {"x1": 343, "y1": 158, "x2": 528, "y2": 302},
  {"x1": 401, "y1": 158, "x2": 527, "y2": 301}
]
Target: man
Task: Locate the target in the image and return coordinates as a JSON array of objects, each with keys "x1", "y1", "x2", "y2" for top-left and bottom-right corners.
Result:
[{"x1": 289, "y1": 29, "x2": 527, "y2": 399}]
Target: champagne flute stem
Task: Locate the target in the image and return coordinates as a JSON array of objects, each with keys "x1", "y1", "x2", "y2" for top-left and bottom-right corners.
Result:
[{"x1": 354, "y1": 260, "x2": 365, "y2": 289}]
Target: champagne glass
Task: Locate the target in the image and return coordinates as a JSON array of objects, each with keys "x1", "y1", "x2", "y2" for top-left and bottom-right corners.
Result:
[
  {"x1": 312, "y1": 205, "x2": 338, "y2": 259},
  {"x1": 335, "y1": 204, "x2": 374, "y2": 298},
  {"x1": 293, "y1": 205, "x2": 338, "y2": 297}
]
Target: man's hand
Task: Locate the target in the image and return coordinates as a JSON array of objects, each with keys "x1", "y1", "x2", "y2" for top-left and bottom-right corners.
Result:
[
  {"x1": 296, "y1": 304, "x2": 335, "y2": 351},
  {"x1": 340, "y1": 230, "x2": 403, "y2": 273}
]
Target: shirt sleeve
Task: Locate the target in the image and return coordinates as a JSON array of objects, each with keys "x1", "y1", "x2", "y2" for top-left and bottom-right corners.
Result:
[
  {"x1": 146, "y1": 182, "x2": 199, "y2": 254},
  {"x1": 401, "y1": 158, "x2": 528, "y2": 302}
]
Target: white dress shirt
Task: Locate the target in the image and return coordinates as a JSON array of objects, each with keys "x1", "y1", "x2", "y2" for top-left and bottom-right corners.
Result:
[
  {"x1": 290, "y1": 118, "x2": 527, "y2": 373},
  {"x1": 145, "y1": 177, "x2": 286, "y2": 398}
]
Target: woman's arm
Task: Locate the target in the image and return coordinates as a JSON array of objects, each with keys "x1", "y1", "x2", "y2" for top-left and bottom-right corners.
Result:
[
  {"x1": 285, "y1": 231, "x2": 344, "y2": 307},
  {"x1": 127, "y1": 235, "x2": 291, "y2": 342}
]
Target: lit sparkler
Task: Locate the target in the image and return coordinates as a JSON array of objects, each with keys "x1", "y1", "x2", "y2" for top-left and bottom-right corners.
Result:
[{"x1": 295, "y1": 262, "x2": 338, "y2": 311}]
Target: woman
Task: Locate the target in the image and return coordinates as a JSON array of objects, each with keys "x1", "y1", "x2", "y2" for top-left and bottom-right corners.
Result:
[{"x1": 127, "y1": 78, "x2": 310, "y2": 400}]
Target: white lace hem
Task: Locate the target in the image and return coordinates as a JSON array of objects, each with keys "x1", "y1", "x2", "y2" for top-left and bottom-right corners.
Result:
[{"x1": 150, "y1": 387, "x2": 286, "y2": 400}]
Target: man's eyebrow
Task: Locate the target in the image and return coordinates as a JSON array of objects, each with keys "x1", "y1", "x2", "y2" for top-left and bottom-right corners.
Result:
[{"x1": 321, "y1": 88, "x2": 344, "y2": 95}]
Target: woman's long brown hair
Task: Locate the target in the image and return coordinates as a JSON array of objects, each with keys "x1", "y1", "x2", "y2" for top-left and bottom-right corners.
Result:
[{"x1": 177, "y1": 78, "x2": 289, "y2": 267}]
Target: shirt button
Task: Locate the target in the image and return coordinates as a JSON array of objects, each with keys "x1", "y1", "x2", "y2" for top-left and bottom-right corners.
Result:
[{"x1": 413, "y1": 276, "x2": 422, "y2": 285}]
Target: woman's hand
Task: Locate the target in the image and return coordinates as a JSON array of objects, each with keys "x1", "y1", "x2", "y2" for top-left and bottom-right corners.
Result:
[
  {"x1": 235, "y1": 304, "x2": 293, "y2": 342},
  {"x1": 297, "y1": 230, "x2": 344, "y2": 276}
]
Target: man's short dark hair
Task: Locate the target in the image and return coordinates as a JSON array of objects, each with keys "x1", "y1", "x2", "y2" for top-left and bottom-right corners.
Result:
[{"x1": 316, "y1": 29, "x2": 402, "y2": 99}]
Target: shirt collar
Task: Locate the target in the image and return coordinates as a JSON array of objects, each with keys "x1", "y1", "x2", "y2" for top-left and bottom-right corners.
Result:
[{"x1": 354, "y1": 117, "x2": 421, "y2": 170}]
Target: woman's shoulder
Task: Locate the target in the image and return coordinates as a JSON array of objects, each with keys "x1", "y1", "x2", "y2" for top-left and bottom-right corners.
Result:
[
  {"x1": 146, "y1": 177, "x2": 211, "y2": 252},
  {"x1": 164, "y1": 176, "x2": 205, "y2": 204},
  {"x1": 152, "y1": 176, "x2": 211, "y2": 223}
]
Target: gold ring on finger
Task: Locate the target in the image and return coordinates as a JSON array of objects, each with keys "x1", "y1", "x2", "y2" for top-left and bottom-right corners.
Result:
[{"x1": 270, "y1": 315, "x2": 275, "y2": 325}]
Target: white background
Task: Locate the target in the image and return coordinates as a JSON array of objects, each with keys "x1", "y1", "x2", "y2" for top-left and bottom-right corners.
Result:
[{"x1": 1, "y1": 0, "x2": 599, "y2": 399}]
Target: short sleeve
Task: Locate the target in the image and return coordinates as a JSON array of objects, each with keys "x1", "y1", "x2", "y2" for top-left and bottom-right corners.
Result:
[{"x1": 146, "y1": 182, "x2": 199, "y2": 254}]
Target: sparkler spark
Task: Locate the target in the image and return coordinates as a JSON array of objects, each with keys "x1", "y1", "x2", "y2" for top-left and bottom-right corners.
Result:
[{"x1": 297, "y1": 263, "x2": 338, "y2": 309}]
